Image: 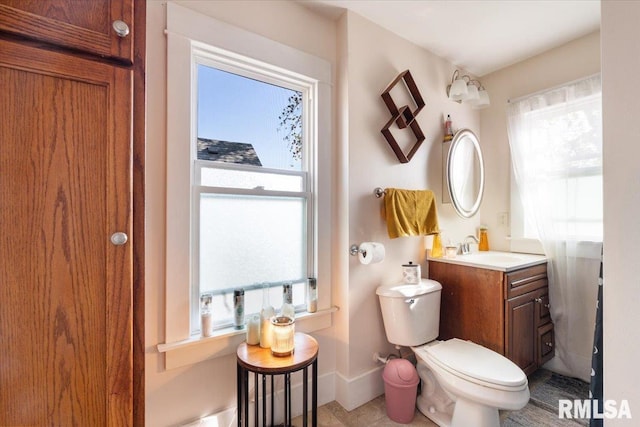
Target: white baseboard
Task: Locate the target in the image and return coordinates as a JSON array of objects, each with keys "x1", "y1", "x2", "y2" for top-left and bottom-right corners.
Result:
[
  {"x1": 179, "y1": 367, "x2": 388, "y2": 426},
  {"x1": 181, "y1": 371, "x2": 335, "y2": 427},
  {"x1": 335, "y1": 366, "x2": 385, "y2": 411}
]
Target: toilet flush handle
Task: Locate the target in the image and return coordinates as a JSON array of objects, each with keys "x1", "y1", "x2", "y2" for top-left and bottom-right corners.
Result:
[{"x1": 405, "y1": 298, "x2": 416, "y2": 305}]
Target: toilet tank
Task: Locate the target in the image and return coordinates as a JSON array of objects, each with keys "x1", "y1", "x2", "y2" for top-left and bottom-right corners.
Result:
[{"x1": 376, "y1": 279, "x2": 442, "y2": 347}]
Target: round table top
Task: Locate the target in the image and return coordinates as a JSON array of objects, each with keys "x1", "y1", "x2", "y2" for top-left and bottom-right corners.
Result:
[{"x1": 237, "y1": 332, "x2": 318, "y2": 374}]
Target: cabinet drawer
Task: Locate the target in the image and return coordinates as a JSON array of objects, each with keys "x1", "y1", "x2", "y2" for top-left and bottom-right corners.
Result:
[
  {"x1": 505, "y1": 263, "x2": 548, "y2": 298},
  {"x1": 538, "y1": 322, "x2": 555, "y2": 365}
]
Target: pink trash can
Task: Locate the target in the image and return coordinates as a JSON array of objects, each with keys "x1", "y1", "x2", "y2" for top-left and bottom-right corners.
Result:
[{"x1": 382, "y1": 359, "x2": 420, "y2": 424}]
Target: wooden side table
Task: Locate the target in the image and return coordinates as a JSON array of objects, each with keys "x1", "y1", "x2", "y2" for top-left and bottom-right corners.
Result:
[{"x1": 237, "y1": 332, "x2": 318, "y2": 427}]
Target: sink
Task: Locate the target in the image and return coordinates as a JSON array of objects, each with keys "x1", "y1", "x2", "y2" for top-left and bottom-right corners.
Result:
[
  {"x1": 428, "y1": 250, "x2": 546, "y2": 272},
  {"x1": 464, "y1": 252, "x2": 534, "y2": 264}
]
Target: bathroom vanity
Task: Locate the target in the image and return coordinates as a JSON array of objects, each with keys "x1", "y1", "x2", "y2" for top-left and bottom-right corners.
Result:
[{"x1": 428, "y1": 252, "x2": 554, "y2": 376}]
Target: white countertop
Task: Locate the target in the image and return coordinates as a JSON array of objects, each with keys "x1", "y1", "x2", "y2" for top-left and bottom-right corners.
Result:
[{"x1": 427, "y1": 250, "x2": 547, "y2": 272}]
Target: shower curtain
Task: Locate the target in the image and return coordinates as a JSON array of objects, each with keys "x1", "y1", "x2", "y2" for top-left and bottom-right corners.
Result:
[
  {"x1": 536, "y1": 242, "x2": 601, "y2": 382},
  {"x1": 506, "y1": 75, "x2": 602, "y2": 381},
  {"x1": 589, "y1": 250, "x2": 603, "y2": 427}
]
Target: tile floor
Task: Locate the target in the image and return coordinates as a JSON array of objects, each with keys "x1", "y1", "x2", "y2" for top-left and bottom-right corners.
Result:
[
  {"x1": 291, "y1": 368, "x2": 572, "y2": 427},
  {"x1": 292, "y1": 395, "x2": 437, "y2": 427}
]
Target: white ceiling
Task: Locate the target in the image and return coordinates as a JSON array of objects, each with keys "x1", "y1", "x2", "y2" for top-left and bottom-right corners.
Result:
[{"x1": 300, "y1": 0, "x2": 601, "y2": 77}]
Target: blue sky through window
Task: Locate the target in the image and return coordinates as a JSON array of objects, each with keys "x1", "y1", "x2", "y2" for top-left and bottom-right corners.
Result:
[{"x1": 197, "y1": 65, "x2": 302, "y2": 170}]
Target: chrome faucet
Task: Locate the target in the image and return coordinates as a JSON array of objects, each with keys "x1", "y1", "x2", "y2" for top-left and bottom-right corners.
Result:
[{"x1": 460, "y1": 235, "x2": 479, "y2": 255}]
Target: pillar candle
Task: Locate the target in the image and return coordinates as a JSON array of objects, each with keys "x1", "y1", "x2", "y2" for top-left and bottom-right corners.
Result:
[{"x1": 246, "y1": 314, "x2": 260, "y2": 345}]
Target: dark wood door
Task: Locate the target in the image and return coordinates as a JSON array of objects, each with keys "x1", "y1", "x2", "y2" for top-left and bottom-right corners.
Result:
[
  {"x1": 0, "y1": 0, "x2": 133, "y2": 63},
  {"x1": 429, "y1": 261, "x2": 505, "y2": 354},
  {"x1": 505, "y1": 291, "x2": 539, "y2": 375},
  {"x1": 0, "y1": 38, "x2": 132, "y2": 426}
]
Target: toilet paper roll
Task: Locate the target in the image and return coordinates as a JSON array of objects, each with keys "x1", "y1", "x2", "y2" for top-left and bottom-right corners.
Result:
[{"x1": 358, "y1": 242, "x2": 385, "y2": 265}]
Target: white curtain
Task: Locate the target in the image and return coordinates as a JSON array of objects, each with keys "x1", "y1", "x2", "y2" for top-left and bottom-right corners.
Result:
[{"x1": 506, "y1": 75, "x2": 602, "y2": 381}]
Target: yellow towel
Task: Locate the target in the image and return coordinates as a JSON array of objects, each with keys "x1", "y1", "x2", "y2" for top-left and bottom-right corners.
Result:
[{"x1": 383, "y1": 188, "x2": 440, "y2": 239}]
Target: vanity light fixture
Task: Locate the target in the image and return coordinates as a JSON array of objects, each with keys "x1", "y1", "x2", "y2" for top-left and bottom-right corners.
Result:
[{"x1": 446, "y1": 70, "x2": 491, "y2": 109}]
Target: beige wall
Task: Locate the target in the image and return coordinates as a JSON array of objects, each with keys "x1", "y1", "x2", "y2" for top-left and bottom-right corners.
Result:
[
  {"x1": 602, "y1": 1, "x2": 640, "y2": 422},
  {"x1": 335, "y1": 10, "x2": 481, "y2": 409},
  {"x1": 145, "y1": 1, "x2": 337, "y2": 425}
]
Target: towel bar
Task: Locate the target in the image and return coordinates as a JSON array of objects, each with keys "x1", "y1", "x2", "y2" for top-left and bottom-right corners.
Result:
[{"x1": 374, "y1": 187, "x2": 386, "y2": 198}]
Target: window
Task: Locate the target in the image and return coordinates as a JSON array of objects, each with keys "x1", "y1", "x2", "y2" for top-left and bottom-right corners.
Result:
[
  {"x1": 194, "y1": 63, "x2": 313, "y2": 331},
  {"x1": 507, "y1": 75, "x2": 602, "y2": 249},
  {"x1": 163, "y1": 3, "x2": 332, "y2": 356}
]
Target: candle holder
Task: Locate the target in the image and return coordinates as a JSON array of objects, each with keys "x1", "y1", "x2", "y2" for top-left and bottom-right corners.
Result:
[{"x1": 270, "y1": 316, "x2": 295, "y2": 357}]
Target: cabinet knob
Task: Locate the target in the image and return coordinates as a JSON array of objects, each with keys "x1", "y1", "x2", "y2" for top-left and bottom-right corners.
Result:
[
  {"x1": 544, "y1": 303, "x2": 550, "y2": 309},
  {"x1": 112, "y1": 20, "x2": 130, "y2": 38},
  {"x1": 110, "y1": 232, "x2": 128, "y2": 246},
  {"x1": 534, "y1": 297, "x2": 543, "y2": 303},
  {"x1": 545, "y1": 341, "x2": 553, "y2": 347}
]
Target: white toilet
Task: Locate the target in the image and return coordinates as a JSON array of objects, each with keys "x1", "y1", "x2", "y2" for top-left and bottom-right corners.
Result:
[{"x1": 376, "y1": 279, "x2": 530, "y2": 427}]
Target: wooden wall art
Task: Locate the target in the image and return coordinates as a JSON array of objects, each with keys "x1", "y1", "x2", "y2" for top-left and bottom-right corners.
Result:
[{"x1": 380, "y1": 70, "x2": 425, "y2": 163}]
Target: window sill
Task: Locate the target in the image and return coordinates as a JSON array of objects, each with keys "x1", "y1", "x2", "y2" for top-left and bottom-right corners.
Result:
[
  {"x1": 157, "y1": 306, "x2": 338, "y2": 370},
  {"x1": 509, "y1": 237, "x2": 545, "y2": 255}
]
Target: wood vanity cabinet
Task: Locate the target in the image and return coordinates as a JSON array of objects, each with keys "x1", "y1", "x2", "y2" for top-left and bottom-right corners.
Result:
[
  {"x1": 428, "y1": 261, "x2": 554, "y2": 376},
  {"x1": 0, "y1": 1, "x2": 144, "y2": 425}
]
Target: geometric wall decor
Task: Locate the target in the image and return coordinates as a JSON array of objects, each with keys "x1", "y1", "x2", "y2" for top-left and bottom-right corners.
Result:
[{"x1": 380, "y1": 70, "x2": 426, "y2": 163}]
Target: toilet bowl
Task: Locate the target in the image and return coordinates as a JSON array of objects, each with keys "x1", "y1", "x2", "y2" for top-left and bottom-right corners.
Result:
[
  {"x1": 376, "y1": 280, "x2": 530, "y2": 427},
  {"x1": 413, "y1": 339, "x2": 529, "y2": 426}
]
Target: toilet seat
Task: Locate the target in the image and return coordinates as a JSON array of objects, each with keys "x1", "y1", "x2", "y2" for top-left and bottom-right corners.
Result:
[{"x1": 415, "y1": 338, "x2": 527, "y2": 391}]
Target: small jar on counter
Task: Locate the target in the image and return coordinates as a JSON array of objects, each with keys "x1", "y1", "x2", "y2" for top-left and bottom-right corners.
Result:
[{"x1": 479, "y1": 227, "x2": 489, "y2": 251}]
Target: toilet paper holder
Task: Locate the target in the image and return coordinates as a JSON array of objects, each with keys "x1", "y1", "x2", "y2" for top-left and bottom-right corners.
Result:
[
  {"x1": 351, "y1": 242, "x2": 386, "y2": 264},
  {"x1": 350, "y1": 244, "x2": 365, "y2": 256}
]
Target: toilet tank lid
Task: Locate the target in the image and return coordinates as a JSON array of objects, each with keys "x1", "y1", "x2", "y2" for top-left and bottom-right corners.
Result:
[{"x1": 376, "y1": 279, "x2": 442, "y2": 298}]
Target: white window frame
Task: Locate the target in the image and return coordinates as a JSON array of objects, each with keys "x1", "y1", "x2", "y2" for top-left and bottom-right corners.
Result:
[
  {"x1": 159, "y1": 3, "x2": 333, "y2": 369},
  {"x1": 191, "y1": 51, "x2": 315, "y2": 332}
]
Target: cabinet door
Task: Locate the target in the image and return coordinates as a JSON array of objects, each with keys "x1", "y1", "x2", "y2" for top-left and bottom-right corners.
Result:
[
  {"x1": 0, "y1": 0, "x2": 133, "y2": 63},
  {"x1": 0, "y1": 39, "x2": 132, "y2": 426},
  {"x1": 429, "y1": 262, "x2": 505, "y2": 354},
  {"x1": 505, "y1": 291, "x2": 539, "y2": 375}
]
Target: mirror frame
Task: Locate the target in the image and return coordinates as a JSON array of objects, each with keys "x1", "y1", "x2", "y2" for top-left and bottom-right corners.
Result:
[{"x1": 446, "y1": 128, "x2": 485, "y2": 218}]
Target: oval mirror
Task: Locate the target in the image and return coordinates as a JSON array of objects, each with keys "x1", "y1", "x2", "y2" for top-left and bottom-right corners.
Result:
[{"x1": 446, "y1": 129, "x2": 485, "y2": 218}]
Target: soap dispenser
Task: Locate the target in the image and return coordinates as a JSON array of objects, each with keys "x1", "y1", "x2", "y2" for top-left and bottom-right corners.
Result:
[
  {"x1": 479, "y1": 226, "x2": 489, "y2": 251},
  {"x1": 431, "y1": 233, "x2": 443, "y2": 258},
  {"x1": 444, "y1": 115, "x2": 454, "y2": 141}
]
